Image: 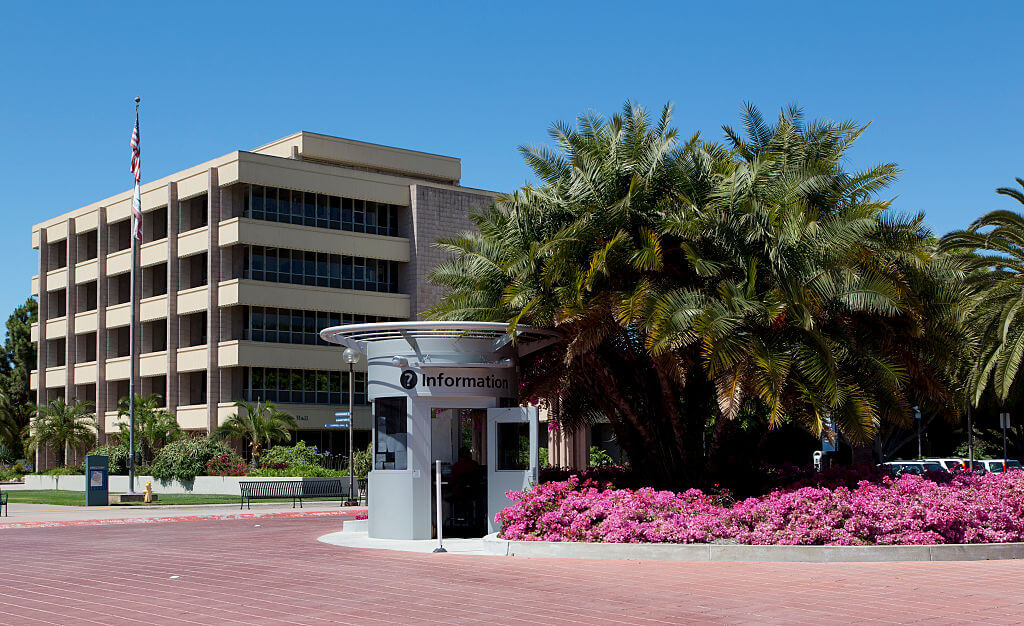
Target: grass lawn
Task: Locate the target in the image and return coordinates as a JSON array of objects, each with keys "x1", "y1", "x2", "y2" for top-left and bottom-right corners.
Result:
[{"x1": 1, "y1": 490, "x2": 345, "y2": 507}]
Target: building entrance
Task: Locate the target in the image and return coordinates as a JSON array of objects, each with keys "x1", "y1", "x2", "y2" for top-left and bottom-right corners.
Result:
[{"x1": 431, "y1": 408, "x2": 487, "y2": 536}]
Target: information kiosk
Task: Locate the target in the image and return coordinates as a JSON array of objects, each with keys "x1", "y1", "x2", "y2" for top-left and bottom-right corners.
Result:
[{"x1": 320, "y1": 322, "x2": 559, "y2": 540}]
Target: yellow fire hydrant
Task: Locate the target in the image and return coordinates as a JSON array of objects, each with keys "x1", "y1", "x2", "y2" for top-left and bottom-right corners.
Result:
[{"x1": 144, "y1": 481, "x2": 153, "y2": 504}]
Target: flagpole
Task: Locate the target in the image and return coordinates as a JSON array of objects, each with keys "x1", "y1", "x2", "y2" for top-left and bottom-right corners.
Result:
[{"x1": 128, "y1": 96, "x2": 141, "y2": 494}]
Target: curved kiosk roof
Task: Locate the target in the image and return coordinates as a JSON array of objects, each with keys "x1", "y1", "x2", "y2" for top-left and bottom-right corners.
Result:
[{"x1": 320, "y1": 321, "x2": 559, "y2": 540}]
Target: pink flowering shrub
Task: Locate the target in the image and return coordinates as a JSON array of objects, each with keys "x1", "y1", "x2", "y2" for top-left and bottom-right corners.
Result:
[
  {"x1": 762, "y1": 463, "x2": 889, "y2": 490},
  {"x1": 497, "y1": 471, "x2": 1024, "y2": 545}
]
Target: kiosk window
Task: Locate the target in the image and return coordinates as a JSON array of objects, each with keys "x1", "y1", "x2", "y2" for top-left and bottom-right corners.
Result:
[
  {"x1": 374, "y1": 397, "x2": 408, "y2": 470},
  {"x1": 496, "y1": 422, "x2": 530, "y2": 470}
]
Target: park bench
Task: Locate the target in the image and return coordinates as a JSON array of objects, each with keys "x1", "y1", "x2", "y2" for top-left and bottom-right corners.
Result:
[
  {"x1": 238, "y1": 480, "x2": 302, "y2": 510},
  {"x1": 238, "y1": 478, "x2": 368, "y2": 510}
]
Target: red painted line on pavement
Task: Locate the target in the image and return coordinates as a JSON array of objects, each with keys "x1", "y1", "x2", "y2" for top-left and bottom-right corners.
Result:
[{"x1": 0, "y1": 509, "x2": 367, "y2": 530}]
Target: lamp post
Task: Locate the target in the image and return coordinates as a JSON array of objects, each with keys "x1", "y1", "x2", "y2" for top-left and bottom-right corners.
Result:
[
  {"x1": 342, "y1": 347, "x2": 361, "y2": 506},
  {"x1": 1000, "y1": 412, "x2": 1011, "y2": 463},
  {"x1": 913, "y1": 406, "x2": 922, "y2": 459}
]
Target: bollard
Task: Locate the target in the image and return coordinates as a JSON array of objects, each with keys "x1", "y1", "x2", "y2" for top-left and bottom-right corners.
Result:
[{"x1": 433, "y1": 460, "x2": 446, "y2": 553}]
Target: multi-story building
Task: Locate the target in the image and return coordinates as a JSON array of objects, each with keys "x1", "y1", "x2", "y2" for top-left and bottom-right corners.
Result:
[{"x1": 30, "y1": 132, "x2": 494, "y2": 467}]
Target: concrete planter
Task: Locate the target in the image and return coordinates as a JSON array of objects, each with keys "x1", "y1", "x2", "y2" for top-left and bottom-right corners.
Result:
[
  {"x1": 481, "y1": 534, "x2": 1024, "y2": 562},
  {"x1": 23, "y1": 474, "x2": 354, "y2": 495}
]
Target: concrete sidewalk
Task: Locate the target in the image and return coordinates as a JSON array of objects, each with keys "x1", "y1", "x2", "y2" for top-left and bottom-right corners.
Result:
[{"x1": 0, "y1": 499, "x2": 364, "y2": 528}]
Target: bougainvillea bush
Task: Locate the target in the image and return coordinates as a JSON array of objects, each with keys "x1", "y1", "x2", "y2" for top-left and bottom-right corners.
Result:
[
  {"x1": 205, "y1": 454, "x2": 247, "y2": 477},
  {"x1": 496, "y1": 471, "x2": 1024, "y2": 545}
]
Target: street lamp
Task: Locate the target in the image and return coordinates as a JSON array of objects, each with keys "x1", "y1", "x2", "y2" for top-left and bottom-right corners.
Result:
[{"x1": 342, "y1": 347, "x2": 361, "y2": 506}]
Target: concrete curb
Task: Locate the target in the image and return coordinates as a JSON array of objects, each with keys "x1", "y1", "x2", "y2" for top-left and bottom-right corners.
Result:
[
  {"x1": 341, "y1": 519, "x2": 369, "y2": 533},
  {"x1": 0, "y1": 509, "x2": 361, "y2": 530},
  {"x1": 481, "y1": 534, "x2": 1024, "y2": 562}
]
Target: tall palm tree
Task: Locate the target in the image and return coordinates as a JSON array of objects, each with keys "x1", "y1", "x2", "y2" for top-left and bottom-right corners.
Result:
[
  {"x1": 429, "y1": 102, "x2": 970, "y2": 487},
  {"x1": 116, "y1": 394, "x2": 183, "y2": 466},
  {"x1": 941, "y1": 179, "x2": 1024, "y2": 403},
  {"x1": 212, "y1": 399, "x2": 297, "y2": 465},
  {"x1": 25, "y1": 398, "x2": 96, "y2": 468}
]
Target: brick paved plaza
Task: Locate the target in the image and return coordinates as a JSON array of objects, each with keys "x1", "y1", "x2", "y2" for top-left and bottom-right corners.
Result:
[{"x1": 2, "y1": 516, "x2": 1024, "y2": 624}]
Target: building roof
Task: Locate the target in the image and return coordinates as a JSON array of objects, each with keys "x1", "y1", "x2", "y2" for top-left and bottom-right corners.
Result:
[{"x1": 319, "y1": 321, "x2": 561, "y2": 357}]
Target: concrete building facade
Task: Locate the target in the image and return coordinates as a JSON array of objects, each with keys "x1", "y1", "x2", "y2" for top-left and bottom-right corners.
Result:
[{"x1": 30, "y1": 132, "x2": 494, "y2": 466}]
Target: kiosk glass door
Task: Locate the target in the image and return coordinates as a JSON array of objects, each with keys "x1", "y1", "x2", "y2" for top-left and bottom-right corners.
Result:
[{"x1": 486, "y1": 407, "x2": 539, "y2": 533}]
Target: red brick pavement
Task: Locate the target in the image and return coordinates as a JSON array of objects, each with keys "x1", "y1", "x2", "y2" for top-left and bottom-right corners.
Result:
[{"x1": 2, "y1": 517, "x2": 1024, "y2": 624}]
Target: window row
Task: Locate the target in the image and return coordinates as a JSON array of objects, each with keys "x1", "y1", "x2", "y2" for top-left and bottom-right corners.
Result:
[
  {"x1": 243, "y1": 306, "x2": 402, "y2": 346},
  {"x1": 243, "y1": 245, "x2": 398, "y2": 293},
  {"x1": 242, "y1": 184, "x2": 400, "y2": 237},
  {"x1": 244, "y1": 367, "x2": 367, "y2": 406}
]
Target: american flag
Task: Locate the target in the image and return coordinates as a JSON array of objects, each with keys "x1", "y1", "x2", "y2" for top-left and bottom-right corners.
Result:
[{"x1": 130, "y1": 111, "x2": 142, "y2": 241}]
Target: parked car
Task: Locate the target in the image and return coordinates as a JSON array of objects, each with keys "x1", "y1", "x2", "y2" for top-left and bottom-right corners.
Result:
[
  {"x1": 924, "y1": 458, "x2": 968, "y2": 472},
  {"x1": 881, "y1": 461, "x2": 945, "y2": 476},
  {"x1": 976, "y1": 459, "x2": 1024, "y2": 474}
]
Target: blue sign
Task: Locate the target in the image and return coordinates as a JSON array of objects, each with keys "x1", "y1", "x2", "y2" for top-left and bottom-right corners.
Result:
[
  {"x1": 334, "y1": 412, "x2": 351, "y2": 417},
  {"x1": 324, "y1": 423, "x2": 346, "y2": 429}
]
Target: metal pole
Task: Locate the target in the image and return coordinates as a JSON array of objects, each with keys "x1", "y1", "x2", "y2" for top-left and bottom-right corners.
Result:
[
  {"x1": 1003, "y1": 414, "x2": 1009, "y2": 462},
  {"x1": 913, "y1": 406, "x2": 922, "y2": 459},
  {"x1": 967, "y1": 404, "x2": 975, "y2": 472},
  {"x1": 128, "y1": 228, "x2": 137, "y2": 493},
  {"x1": 348, "y1": 362, "x2": 354, "y2": 505},
  {"x1": 433, "y1": 459, "x2": 446, "y2": 553},
  {"x1": 921, "y1": 418, "x2": 929, "y2": 458},
  {"x1": 127, "y1": 99, "x2": 139, "y2": 494}
]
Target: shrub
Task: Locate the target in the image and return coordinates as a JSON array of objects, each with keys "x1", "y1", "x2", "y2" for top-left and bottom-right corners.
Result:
[
  {"x1": 589, "y1": 446, "x2": 614, "y2": 467},
  {"x1": 497, "y1": 470, "x2": 1024, "y2": 545},
  {"x1": 205, "y1": 454, "x2": 247, "y2": 476},
  {"x1": 85, "y1": 443, "x2": 130, "y2": 475},
  {"x1": 538, "y1": 464, "x2": 640, "y2": 488},
  {"x1": 350, "y1": 443, "x2": 372, "y2": 478},
  {"x1": 43, "y1": 466, "x2": 83, "y2": 476},
  {"x1": 0, "y1": 459, "x2": 32, "y2": 481},
  {"x1": 247, "y1": 463, "x2": 347, "y2": 478},
  {"x1": 150, "y1": 438, "x2": 241, "y2": 482},
  {"x1": 258, "y1": 441, "x2": 327, "y2": 468}
]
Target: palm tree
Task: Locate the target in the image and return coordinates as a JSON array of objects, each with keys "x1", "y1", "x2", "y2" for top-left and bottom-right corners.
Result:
[
  {"x1": 212, "y1": 399, "x2": 297, "y2": 466},
  {"x1": 116, "y1": 394, "x2": 183, "y2": 466},
  {"x1": 941, "y1": 179, "x2": 1024, "y2": 403},
  {"x1": 429, "y1": 102, "x2": 970, "y2": 487},
  {"x1": 25, "y1": 398, "x2": 96, "y2": 468}
]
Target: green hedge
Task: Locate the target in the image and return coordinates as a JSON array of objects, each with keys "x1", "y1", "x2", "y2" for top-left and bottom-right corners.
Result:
[
  {"x1": 258, "y1": 441, "x2": 326, "y2": 468},
  {"x1": 83, "y1": 443, "x2": 130, "y2": 475},
  {"x1": 150, "y1": 438, "x2": 243, "y2": 482},
  {"x1": 247, "y1": 463, "x2": 348, "y2": 478}
]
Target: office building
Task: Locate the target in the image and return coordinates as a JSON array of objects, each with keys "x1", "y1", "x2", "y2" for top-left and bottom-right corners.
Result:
[{"x1": 30, "y1": 132, "x2": 494, "y2": 467}]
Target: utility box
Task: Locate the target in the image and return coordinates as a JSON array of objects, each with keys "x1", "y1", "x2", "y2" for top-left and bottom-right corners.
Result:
[{"x1": 85, "y1": 455, "x2": 108, "y2": 506}]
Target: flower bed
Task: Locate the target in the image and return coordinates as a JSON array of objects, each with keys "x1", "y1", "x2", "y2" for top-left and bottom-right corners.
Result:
[{"x1": 497, "y1": 471, "x2": 1024, "y2": 545}]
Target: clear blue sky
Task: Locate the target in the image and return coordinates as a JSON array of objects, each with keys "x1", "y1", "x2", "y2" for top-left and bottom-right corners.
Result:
[{"x1": 1, "y1": 1, "x2": 1020, "y2": 318}]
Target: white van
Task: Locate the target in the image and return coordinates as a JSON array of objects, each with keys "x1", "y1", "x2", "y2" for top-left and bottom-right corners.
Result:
[
  {"x1": 976, "y1": 459, "x2": 1024, "y2": 474},
  {"x1": 881, "y1": 461, "x2": 945, "y2": 476}
]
